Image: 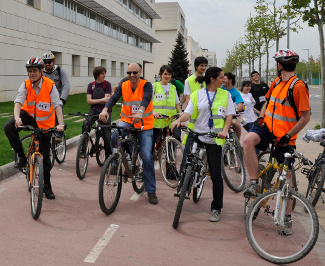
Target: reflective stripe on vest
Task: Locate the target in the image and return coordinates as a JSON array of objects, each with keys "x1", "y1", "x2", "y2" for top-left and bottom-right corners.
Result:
[
  {"x1": 187, "y1": 75, "x2": 205, "y2": 94},
  {"x1": 153, "y1": 82, "x2": 177, "y2": 128},
  {"x1": 21, "y1": 77, "x2": 55, "y2": 129},
  {"x1": 120, "y1": 79, "x2": 154, "y2": 130},
  {"x1": 183, "y1": 88, "x2": 228, "y2": 147}
]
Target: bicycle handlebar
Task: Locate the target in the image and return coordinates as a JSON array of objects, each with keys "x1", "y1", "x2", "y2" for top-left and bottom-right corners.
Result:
[
  {"x1": 68, "y1": 112, "x2": 99, "y2": 117},
  {"x1": 18, "y1": 124, "x2": 67, "y2": 133},
  {"x1": 156, "y1": 114, "x2": 180, "y2": 120},
  {"x1": 284, "y1": 144, "x2": 313, "y2": 166},
  {"x1": 180, "y1": 125, "x2": 221, "y2": 139},
  {"x1": 102, "y1": 122, "x2": 143, "y2": 132}
]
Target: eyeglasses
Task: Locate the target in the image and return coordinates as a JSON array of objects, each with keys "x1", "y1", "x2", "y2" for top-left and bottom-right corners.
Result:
[
  {"x1": 126, "y1": 71, "x2": 139, "y2": 75},
  {"x1": 27, "y1": 69, "x2": 40, "y2": 74},
  {"x1": 44, "y1": 61, "x2": 53, "y2": 64}
]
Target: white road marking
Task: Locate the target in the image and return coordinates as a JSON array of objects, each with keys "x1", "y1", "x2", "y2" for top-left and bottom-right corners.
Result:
[
  {"x1": 130, "y1": 192, "x2": 142, "y2": 201},
  {"x1": 84, "y1": 224, "x2": 119, "y2": 263},
  {"x1": 0, "y1": 188, "x2": 7, "y2": 194}
]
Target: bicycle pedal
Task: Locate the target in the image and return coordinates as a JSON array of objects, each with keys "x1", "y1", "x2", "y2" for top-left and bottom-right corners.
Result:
[{"x1": 185, "y1": 196, "x2": 190, "y2": 199}]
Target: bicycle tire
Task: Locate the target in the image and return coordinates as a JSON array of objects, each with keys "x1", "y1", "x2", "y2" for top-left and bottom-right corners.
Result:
[
  {"x1": 231, "y1": 131, "x2": 243, "y2": 159},
  {"x1": 221, "y1": 143, "x2": 246, "y2": 192},
  {"x1": 172, "y1": 165, "x2": 192, "y2": 229},
  {"x1": 76, "y1": 134, "x2": 90, "y2": 180},
  {"x1": 49, "y1": 142, "x2": 55, "y2": 168},
  {"x1": 246, "y1": 189, "x2": 319, "y2": 264},
  {"x1": 15, "y1": 134, "x2": 33, "y2": 173},
  {"x1": 54, "y1": 133, "x2": 66, "y2": 164},
  {"x1": 30, "y1": 155, "x2": 44, "y2": 220},
  {"x1": 95, "y1": 133, "x2": 106, "y2": 166},
  {"x1": 131, "y1": 147, "x2": 145, "y2": 194},
  {"x1": 193, "y1": 158, "x2": 207, "y2": 203},
  {"x1": 306, "y1": 164, "x2": 325, "y2": 207},
  {"x1": 98, "y1": 155, "x2": 122, "y2": 215},
  {"x1": 159, "y1": 137, "x2": 183, "y2": 188}
]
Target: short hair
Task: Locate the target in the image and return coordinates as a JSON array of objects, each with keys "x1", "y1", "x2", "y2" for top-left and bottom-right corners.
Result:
[
  {"x1": 93, "y1": 66, "x2": 106, "y2": 80},
  {"x1": 241, "y1": 80, "x2": 252, "y2": 92},
  {"x1": 251, "y1": 71, "x2": 259, "y2": 77},
  {"x1": 225, "y1": 72, "x2": 236, "y2": 86},
  {"x1": 159, "y1": 65, "x2": 173, "y2": 76},
  {"x1": 194, "y1": 56, "x2": 208, "y2": 69}
]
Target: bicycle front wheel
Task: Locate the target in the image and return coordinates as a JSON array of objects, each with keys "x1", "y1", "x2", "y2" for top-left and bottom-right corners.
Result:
[
  {"x1": 193, "y1": 160, "x2": 208, "y2": 203},
  {"x1": 221, "y1": 143, "x2": 246, "y2": 192},
  {"x1": 54, "y1": 133, "x2": 66, "y2": 164},
  {"x1": 95, "y1": 133, "x2": 105, "y2": 167},
  {"x1": 98, "y1": 155, "x2": 122, "y2": 215},
  {"x1": 131, "y1": 147, "x2": 145, "y2": 194},
  {"x1": 30, "y1": 155, "x2": 44, "y2": 220},
  {"x1": 173, "y1": 165, "x2": 192, "y2": 229},
  {"x1": 76, "y1": 134, "x2": 90, "y2": 180},
  {"x1": 246, "y1": 189, "x2": 319, "y2": 264},
  {"x1": 306, "y1": 164, "x2": 325, "y2": 207},
  {"x1": 159, "y1": 137, "x2": 183, "y2": 188}
]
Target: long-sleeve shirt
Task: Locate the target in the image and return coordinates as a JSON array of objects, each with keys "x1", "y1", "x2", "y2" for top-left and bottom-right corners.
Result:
[{"x1": 43, "y1": 65, "x2": 70, "y2": 101}]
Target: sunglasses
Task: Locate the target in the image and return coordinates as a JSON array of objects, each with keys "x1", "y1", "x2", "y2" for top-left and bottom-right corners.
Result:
[
  {"x1": 44, "y1": 61, "x2": 53, "y2": 64},
  {"x1": 126, "y1": 71, "x2": 139, "y2": 75}
]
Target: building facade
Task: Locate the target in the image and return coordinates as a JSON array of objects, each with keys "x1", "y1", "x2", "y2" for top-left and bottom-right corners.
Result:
[
  {"x1": 0, "y1": 0, "x2": 160, "y2": 102},
  {"x1": 201, "y1": 48, "x2": 217, "y2": 68}
]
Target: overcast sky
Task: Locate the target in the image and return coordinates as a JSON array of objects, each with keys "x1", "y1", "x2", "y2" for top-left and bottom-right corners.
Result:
[{"x1": 155, "y1": 0, "x2": 320, "y2": 73}]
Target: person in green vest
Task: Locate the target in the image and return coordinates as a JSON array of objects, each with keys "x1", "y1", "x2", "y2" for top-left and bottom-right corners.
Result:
[
  {"x1": 152, "y1": 65, "x2": 182, "y2": 154},
  {"x1": 171, "y1": 67, "x2": 235, "y2": 222},
  {"x1": 183, "y1": 56, "x2": 208, "y2": 104}
]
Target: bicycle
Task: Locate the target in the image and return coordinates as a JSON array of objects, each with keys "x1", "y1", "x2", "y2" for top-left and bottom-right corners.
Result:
[
  {"x1": 244, "y1": 144, "x2": 299, "y2": 219},
  {"x1": 221, "y1": 124, "x2": 246, "y2": 192},
  {"x1": 98, "y1": 123, "x2": 144, "y2": 215},
  {"x1": 153, "y1": 114, "x2": 183, "y2": 188},
  {"x1": 17, "y1": 125, "x2": 66, "y2": 220},
  {"x1": 68, "y1": 112, "x2": 107, "y2": 179},
  {"x1": 172, "y1": 126, "x2": 213, "y2": 229},
  {"x1": 245, "y1": 144, "x2": 318, "y2": 264}
]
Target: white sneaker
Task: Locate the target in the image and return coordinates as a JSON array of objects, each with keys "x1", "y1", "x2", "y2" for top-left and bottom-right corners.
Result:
[{"x1": 209, "y1": 210, "x2": 221, "y2": 222}]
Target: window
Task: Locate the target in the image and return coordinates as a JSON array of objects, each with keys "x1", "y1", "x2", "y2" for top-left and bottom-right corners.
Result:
[
  {"x1": 88, "y1": 57, "x2": 95, "y2": 76},
  {"x1": 101, "y1": 59, "x2": 107, "y2": 68},
  {"x1": 111, "y1": 61, "x2": 116, "y2": 77},
  {"x1": 76, "y1": 5, "x2": 85, "y2": 26},
  {"x1": 53, "y1": 0, "x2": 64, "y2": 19},
  {"x1": 120, "y1": 63, "x2": 124, "y2": 77},
  {"x1": 27, "y1": 0, "x2": 34, "y2": 6},
  {"x1": 72, "y1": 55, "x2": 80, "y2": 77}
]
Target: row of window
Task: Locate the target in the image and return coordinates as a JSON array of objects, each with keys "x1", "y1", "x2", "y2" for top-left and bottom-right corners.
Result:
[
  {"x1": 52, "y1": 0, "x2": 152, "y2": 52},
  {"x1": 115, "y1": 0, "x2": 152, "y2": 27}
]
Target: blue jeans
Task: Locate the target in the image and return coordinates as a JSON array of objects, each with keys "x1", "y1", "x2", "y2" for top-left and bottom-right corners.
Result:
[{"x1": 111, "y1": 121, "x2": 156, "y2": 193}]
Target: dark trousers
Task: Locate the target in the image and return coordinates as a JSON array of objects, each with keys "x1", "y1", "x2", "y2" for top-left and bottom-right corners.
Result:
[
  {"x1": 82, "y1": 109, "x2": 112, "y2": 158},
  {"x1": 4, "y1": 110, "x2": 52, "y2": 186}
]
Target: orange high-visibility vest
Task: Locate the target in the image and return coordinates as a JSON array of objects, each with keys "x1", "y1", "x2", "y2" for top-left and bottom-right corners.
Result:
[
  {"x1": 264, "y1": 76, "x2": 301, "y2": 145},
  {"x1": 21, "y1": 77, "x2": 56, "y2": 129},
  {"x1": 120, "y1": 79, "x2": 154, "y2": 130}
]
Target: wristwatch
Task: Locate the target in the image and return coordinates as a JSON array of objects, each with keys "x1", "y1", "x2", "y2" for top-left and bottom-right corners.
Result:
[{"x1": 284, "y1": 134, "x2": 291, "y2": 140}]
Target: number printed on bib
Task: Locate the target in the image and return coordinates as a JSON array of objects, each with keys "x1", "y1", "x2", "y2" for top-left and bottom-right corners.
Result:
[
  {"x1": 259, "y1": 96, "x2": 266, "y2": 102},
  {"x1": 38, "y1": 101, "x2": 50, "y2": 111},
  {"x1": 155, "y1": 93, "x2": 165, "y2": 101},
  {"x1": 218, "y1": 106, "x2": 226, "y2": 118},
  {"x1": 132, "y1": 105, "x2": 140, "y2": 114}
]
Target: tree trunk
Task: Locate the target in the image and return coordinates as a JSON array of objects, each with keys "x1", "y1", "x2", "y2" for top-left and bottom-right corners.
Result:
[{"x1": 318, "y1": 21, "x2": 325, "y2": 127}]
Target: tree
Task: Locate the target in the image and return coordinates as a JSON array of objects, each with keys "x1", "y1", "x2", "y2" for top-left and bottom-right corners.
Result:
[
  {"x1": 168, "y1": 33, "x2": 190, "y2": 84},
  {"x1": 288, "y1": 0, "x2": 325, "y2": 126}
]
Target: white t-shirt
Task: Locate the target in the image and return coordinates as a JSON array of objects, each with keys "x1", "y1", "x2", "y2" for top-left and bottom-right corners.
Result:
[
  {"x1": 240, "y1": 92, "x2": 257, "y2": 123},
  {"x1": 184, "y1": 75, "x2": 204, "y2": 96},
  {"x1": 185, "y1": 88, "x2": 235, "y2": 144},
  {"x1": 153, "y1": 83, "x2": 180, "y2": 104}
]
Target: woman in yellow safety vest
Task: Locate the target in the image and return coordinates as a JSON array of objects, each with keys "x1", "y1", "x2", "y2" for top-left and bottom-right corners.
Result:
[
  {"x1": 152, "y1": 65, "x2": 182, "y2": 154},
  {"x1": 171, "y1": 67, "x2": 235, "y2": 222}
]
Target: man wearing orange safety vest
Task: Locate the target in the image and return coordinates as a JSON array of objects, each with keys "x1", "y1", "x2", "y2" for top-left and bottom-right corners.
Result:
[
  {"x1": 243, "y1": 49, "x2": 310, "y2": 235},
  {"x1": 99, "y1": 62, "x2": 158, "y2": 205},
  {"x1": 4, "y1": 57, "x2": 65, "y2": 199}
]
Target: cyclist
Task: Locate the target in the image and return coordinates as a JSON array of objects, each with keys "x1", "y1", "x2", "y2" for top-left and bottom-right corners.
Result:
[
  {"x1": 222, "y1": 72, "x2": 244, "y2": 140},
  {"x1": 99, "y1": 62, "x2": 158, "y2": 205},
  {"x1": 4, "y1": 57, "x2": 65, "y2": 199},
  {"x1": 82, "y1": 66, "x2": 112, "y2": 159},
  {"x1": 42, "y1": 52, "x2": 70, "y2": 140},
  {"x1": 243, "y1": 49, "x2": 311, "y2": 235},
  {"x1": 171, "y1": 67, "x2": 235, "y2": 222},
  {"x1": 152, "y1": 65, "x2": 182, "y2": 154}
]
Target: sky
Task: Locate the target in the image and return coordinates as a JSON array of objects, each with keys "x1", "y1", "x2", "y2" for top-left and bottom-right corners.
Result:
[{"x1": 155, "y1": 0, "x2": 320, "y2": 74}]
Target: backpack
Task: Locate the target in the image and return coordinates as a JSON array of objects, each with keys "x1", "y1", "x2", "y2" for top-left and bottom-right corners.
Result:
[
  {"x1": 273, "y1": 77, "x2": 309, "y2": 121},
  {"x1": 92, "y1": 80, "x2": 108, "y2": 91}
]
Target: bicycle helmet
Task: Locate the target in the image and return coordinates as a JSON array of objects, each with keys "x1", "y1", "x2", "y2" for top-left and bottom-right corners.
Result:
[
  {"x1": 274, "y1": 49, "x2": 299, "y2": 65},
  {"x1": 41, "y1": 52, "x2": 55, "y2": 61},
  {"x1": 25, "y1": 57, "x2": 44, "y2": 69}
]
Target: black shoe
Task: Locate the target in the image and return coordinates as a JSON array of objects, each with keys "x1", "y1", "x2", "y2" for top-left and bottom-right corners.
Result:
[
  {"x1": 148, "y1": 192, "x2": 158, "y2": 205},
  {"x1": 44, "y1": 185, "x2": 55, "y2": 199},
  {"x1": 14, "y1": 157, "x2": 27, "y2": 169}
]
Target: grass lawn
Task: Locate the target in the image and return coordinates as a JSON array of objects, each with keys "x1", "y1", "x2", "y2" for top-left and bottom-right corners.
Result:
[{"x1": 0, "y1": 93, "x2": 121, "y2": 166}]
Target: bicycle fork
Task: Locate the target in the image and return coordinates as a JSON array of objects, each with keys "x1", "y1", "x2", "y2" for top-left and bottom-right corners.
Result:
[{"x1": 274, "y1": 167, "x2": 289, "y2": 226}]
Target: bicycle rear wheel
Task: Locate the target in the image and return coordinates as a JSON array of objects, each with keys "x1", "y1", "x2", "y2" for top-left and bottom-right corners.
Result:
[
  {"x1": 131, "y1": 147, "x2": 145, "y2": 194},
  {"x1": 98, "y1": 155, "x2": 122, "y2": 215},
  {"x1": 76, "y1": 134, "x2": 90, "y2": 180},
  {"x1": 54, "y1": 133, "x2": 66, "y2": 164},
  {"x1": 30, "y1": 155, "x2": 44, "y2": 220},
  {"x1": 306, "y1": 164, "x2": 325, "y2": 207},
  {"x1": 173, "y1": 165, "x2": 192, "y2": 229},
  {"x1": 246, "y1": 189, "x2": 319, "y2": 264},
  {"x1": 159, "y1": 137, "x2": 183, "y2": 188},
  {"x1": 221, "y1": 143, "x2": 246, "y2": 192},
  {"x1": 95, "y1": 133, "x2": 105, "y2": 166}
]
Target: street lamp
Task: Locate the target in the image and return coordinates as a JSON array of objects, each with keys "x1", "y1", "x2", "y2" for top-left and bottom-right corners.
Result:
[{"x1": 302, "y1": 48, "x2": 309, "y2": 84}]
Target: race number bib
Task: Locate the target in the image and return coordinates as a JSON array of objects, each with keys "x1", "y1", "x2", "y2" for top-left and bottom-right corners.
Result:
[
  {"x1": 38, "y1": 101, "x2": 50, "y2": 112},
  {"x1": 259, "y1": 96, "x2": 266, "y2": 102},
  {"x1": 218, "y1": 106, "x2": 226, "y2": 118},
  {"x1": 155, "y1": 93, "x2": 165, "y2": 101},
  {"x1": 132, "y1": 105, "x2": 140, "y2": 114}
]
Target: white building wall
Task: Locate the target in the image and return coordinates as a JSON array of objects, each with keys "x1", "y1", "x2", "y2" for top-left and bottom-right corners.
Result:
[
  {"x1": 187, "y1": 36, "x2": 201, "y2": 75},
  {"x1": 0, "y1": 0, "x2": 158, "y2": 102}
]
